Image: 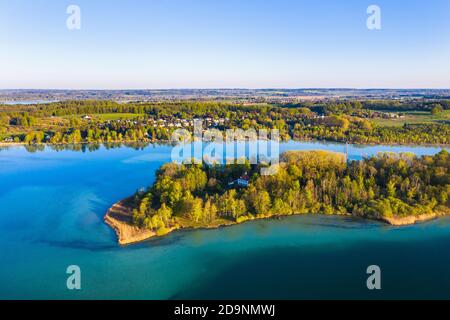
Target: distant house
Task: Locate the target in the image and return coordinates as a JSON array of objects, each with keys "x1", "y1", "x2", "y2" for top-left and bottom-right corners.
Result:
[
  {"x1": 228, "y1": 172, "x2": 250, "y2": 188},
  {"x1": 236, "y1": 177, "x2": 250, "y2": 187},
  {"x1": 82, "y1": 115, "x2": 91, "y2": 120}
]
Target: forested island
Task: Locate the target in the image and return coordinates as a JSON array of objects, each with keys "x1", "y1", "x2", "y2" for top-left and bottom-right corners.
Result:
[
  {"x1": 105, "y1": 150, "x2": 450, "y2": 245},
  {"x1": 1, "y1": 99, "x2": 450, "y2": 145}
]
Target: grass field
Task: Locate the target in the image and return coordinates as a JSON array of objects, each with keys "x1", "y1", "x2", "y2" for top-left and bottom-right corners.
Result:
[
  {"x1": 370, "y1": 110, "x2": 450, "y2": 127},
  {"x1": 92, "y1": 113, "x2": 143, "y2": 120},
  {"x1": 60, "y1": 113, "x2": 143, "y2": 121}
]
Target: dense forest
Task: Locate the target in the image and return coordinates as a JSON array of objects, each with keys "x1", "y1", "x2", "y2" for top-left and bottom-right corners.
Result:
[
  {"x1": 129, "y1": 150, "x2": 450, "y2": 234},
  {"x1": 1, "y1": 99, "x2": 449, "y2": 145}
]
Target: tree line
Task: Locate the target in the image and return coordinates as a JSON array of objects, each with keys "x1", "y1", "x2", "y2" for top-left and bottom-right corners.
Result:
[{"x1": 1, "y1": 99, "x2": 449, "y2": 145}]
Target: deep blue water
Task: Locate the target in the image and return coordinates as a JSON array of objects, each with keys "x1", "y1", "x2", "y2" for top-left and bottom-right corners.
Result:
[{"x1": 0, "y1": 141, "x2": 449, "y2": 299}]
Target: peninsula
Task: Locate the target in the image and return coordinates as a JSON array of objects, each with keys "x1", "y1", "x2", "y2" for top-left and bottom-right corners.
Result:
[{"x1": 105, "y1": 150, "x2": 450, "y2": 245}]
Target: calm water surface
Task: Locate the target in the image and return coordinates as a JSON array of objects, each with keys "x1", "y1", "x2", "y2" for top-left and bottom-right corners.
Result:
[{"x1": 0, "y1": 141, "x2": 449, "y2": 299}]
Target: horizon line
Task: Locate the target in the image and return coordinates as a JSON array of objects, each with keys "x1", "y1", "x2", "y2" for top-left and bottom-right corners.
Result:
[{"x1": 1, "y1": 87, "x2": 450, "y2": 91}]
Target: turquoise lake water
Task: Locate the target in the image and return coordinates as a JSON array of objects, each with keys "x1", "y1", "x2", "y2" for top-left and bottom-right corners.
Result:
[{"x1": 0, "y1": 141, "x2": 449, "y2": 299}]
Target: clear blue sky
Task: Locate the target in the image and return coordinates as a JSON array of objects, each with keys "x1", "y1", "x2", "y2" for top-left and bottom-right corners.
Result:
[{"x1": 1, "y1": 0, "x2": 449, "y2": 89}]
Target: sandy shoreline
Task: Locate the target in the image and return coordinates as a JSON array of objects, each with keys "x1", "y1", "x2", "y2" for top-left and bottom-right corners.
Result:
[
  {"x1": 381, "y1": 212, "x2": 443, "y2": 226},
  {"x1": 104, "y1": 198, "x2": 157, "y2": 245},
  {"x1": 104, "y1": 198, "x2": 236, "y2": 245},
  {"x1": 105, "y1": 198, "x2": 448, "y2": 245}
]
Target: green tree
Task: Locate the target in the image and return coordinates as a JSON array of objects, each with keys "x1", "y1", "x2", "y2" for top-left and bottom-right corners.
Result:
[{"x1": 254, "y1": 191, "x2": 271, "y2": 215}]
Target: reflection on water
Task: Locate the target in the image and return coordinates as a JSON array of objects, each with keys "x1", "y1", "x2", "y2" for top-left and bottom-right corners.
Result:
[
  {"x1": 2, "y1": 140, "x2": 449, "y2": 160},
  {"x1": 22, "y1": 142, "x2": 152, "y2": 153}
]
